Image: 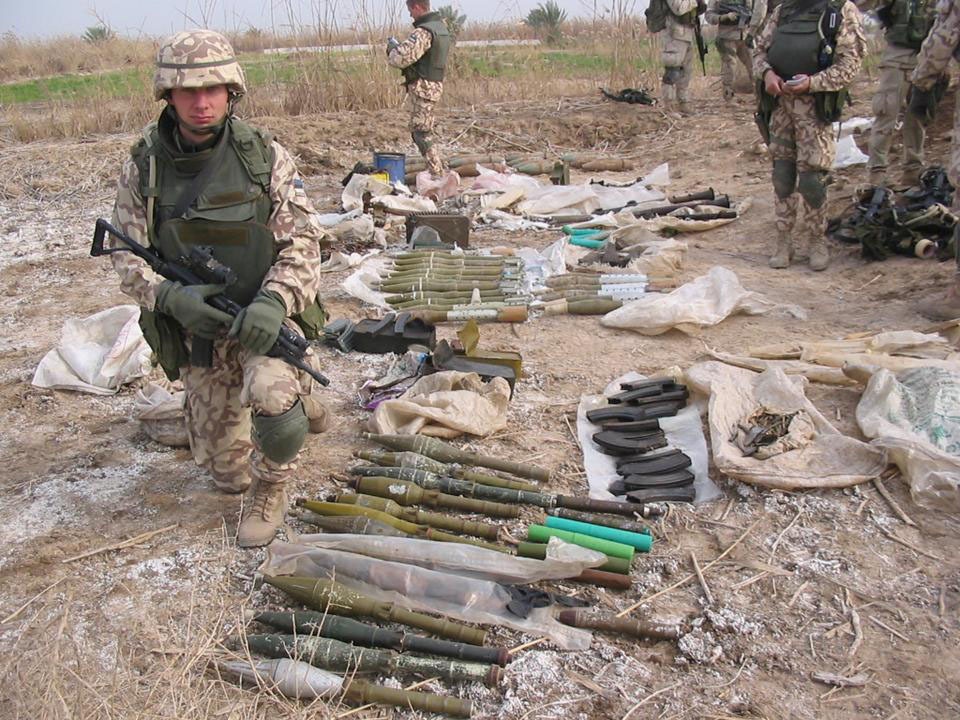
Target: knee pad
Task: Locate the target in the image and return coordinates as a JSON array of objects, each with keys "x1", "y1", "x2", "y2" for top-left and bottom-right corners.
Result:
[
  {"x1": 252, "y1": 399, "x2": 308, "y2": 464},
  {"x1": 772, "y1": 160, "x2": 797, "y2": 200},
  {"x1": 662, "y1": 66, "x2": 684, "y2": 86},
  {"x1": 798, "y1": 170, "x2": 829, "y2": 209},
  {"x1": 411, "y1": 129, "x2": 432, "y2": 155}
]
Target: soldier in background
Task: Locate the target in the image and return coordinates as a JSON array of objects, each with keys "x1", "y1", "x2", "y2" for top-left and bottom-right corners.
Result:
[
  {"x1": 110, "y1": 30, "x2": 330, "y2": 548},
  {"x1": 387, "y1": 0, "x2": 451, "y2": 178},
  {"x1": 910, "y1": 0, "x2": 960, "y2": 319},
  {"x1": 753, "y1": 0, "x2": 866, "y2": 271},
  {"x1": 660, "y1": 0, "x2": 706, "y2": 115},
  {"x1": 866, "y1": 0, "x2": 936, "y2": 187},
  {"x1": 706, "y1": 0, "x2": 768, "y2": 102}
]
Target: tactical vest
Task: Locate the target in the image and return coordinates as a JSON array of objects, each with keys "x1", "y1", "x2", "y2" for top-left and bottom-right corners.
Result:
[
  {"x1": 132, "y1": 112, "x2": 276, "y2": 308},
  {"x1": 406, "y1": 13, "x2": 451, "y2": 83},
  {"x1": 719, "y1": 0, "x2": 749, "y2": 25},
  {"x1": 883, "y1": 0, "x2": 934, "y2": 51},
  {"x1": 767, "y1": 0, "x2": 840, "y2": 79}
]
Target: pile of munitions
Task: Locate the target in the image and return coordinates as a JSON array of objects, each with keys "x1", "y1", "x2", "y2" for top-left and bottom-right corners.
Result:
[
  {"x1": 586, "y1": 379, "x2": 696, "y2": 504},
  {"x1": 536, "y1": 271, "x2": 666, "y2": 316},
  {"x1": 378, "y1": 251, "x2": 531, "y2": 324},
  {"x1": 404, "y1": 152, "x2": 633, "y2": 185},
  {"x1": 229, "y1": 433, "x2": 677, "y2": 716}
]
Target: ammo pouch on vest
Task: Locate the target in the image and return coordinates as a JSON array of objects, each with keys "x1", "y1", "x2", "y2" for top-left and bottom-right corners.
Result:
[
  {"x1": 139, "y1": 308, "x2": 190, "y2": 382},
  {"x1": 813, "y1": 88, "x2": 848, "y2": 124}
]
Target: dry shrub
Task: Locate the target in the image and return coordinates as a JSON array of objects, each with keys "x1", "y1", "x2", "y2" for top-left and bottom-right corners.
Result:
[
  {"x1": 0, "y1": 34, "x2": 154, "y2": 82},
  {"x1": 0, "y1": 545, "x2": 344, "y2": 720}
]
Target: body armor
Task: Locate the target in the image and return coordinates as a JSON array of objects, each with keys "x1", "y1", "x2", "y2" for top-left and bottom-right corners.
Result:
[
  {"x1": 405, "y1": 13, "x2": 451, "y2": 84},
  {"x1": 881, "y1": 0, "x2": 934, "y2": 51}
]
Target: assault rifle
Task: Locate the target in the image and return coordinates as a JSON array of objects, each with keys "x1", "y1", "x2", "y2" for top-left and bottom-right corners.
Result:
[
  {"x1": 694, "y1": 16, "x2": 708, "y2": 76},
  {"x1": 717, "y1": 1, "x2": 751, "y2": 29},
  {"x1": 91, "y1": 218, "x2": 330, "y2": 386}
]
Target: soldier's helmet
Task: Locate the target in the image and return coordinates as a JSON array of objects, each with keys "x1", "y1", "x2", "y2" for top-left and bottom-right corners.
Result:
[{"x1": 153, "y1": 29, "x2": 246, "y2": 101}]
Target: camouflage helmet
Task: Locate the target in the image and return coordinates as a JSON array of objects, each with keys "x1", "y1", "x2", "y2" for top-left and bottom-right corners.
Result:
[{"x1": 153, "y1": 29, "x2": 246, "y2": 101}]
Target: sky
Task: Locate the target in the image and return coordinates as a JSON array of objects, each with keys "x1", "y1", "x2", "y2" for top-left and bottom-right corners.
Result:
[{"x1": 1, "y1": 0, "x2": 650, "y2": 39}]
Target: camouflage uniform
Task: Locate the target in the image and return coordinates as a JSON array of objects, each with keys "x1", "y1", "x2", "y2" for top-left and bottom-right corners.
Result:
[
  {"x1": 661, "y1": 0, "x2": 702, "y2": 112},
  {"x1": 911, "y1": 0, "x2": 960, "y2": 280},
  {"x1": 753, "y1": 0, "x2": 866, "y2": 269},
  {"x1": 706, "y1": 0, "x2": 768, "y2": 100},
  {"x1": 867, "y1": 0, "x2": 936, "y2": 186},
  {"x1": 388, "y1": 28, "x2": 445, "y2": 177},
  {"x1": 110, "y1": 31, "x2": 328, "y2": 516}
]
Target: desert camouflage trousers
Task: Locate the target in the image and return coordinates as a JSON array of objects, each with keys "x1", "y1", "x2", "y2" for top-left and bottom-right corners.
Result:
[
  {"x1": 409, "y1": 93, "x2": 444, "y2": 177},
  {"x1": 716, "y1": 36, "x2": 753, "y2": 98},
  {"x1": 661, "y1": 36, "x2": 694, "y2": 106},
  {"x1": 768, "y1": 95, "x2": 836, "y2": 247},
  {"x1": 867, "y1": 45, "x2": 925, "y2": 182},
  {"x1": 180, "y1": 326, "x2": 326, "y2": 493}
]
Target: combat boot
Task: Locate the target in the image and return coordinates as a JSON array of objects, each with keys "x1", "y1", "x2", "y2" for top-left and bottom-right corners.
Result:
[
  {"x1": 238, "y1": 479, "x2": 287, "y2": 548},
  {"x1": 809, "y1": 237, "x2": 830, "y2": 272},
  {"x1": 917, "y1": 277, "x2": 960, "y2": 321},
  {"x1": 768, "y1": 237, "x2": 794, "y2": 269},
  {"x1": 899, "y1": 167, "x2": 922, "y2": 189}
]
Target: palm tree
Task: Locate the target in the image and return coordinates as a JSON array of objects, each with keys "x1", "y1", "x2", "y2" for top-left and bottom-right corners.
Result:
[
  {"x1": 82, "y1": 25, "x2": 115, "y2": 44},
  {"x1": 524, "y1": 1, "x2": 567, "y2": 45},
  {"x1": 436, "y1": 5, "x2": 467, "y2": 37}
]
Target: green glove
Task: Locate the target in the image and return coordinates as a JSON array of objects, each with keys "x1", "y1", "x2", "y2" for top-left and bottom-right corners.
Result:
[
  {"x1": 230, "y1": 290, "x2": 287, "y2": 355},
  {"x1": 155, "y1": 280, "x2": 232, "y2": 339}
]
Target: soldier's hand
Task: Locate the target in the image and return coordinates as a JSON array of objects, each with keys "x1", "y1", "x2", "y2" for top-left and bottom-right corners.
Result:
[
  {"x1": 763, "y1": 69, "x2": 785, "y2": 97},
  {"x1": 908, "y1": 76, "x2": 946, "y2": 123},
  {"x1": 386, "y1": 36, "x2": 400, "y2": 55},
  {"x1": 782, "y1": 74, "x2": 810, "y2": 96},
  {"x1": 744, "y1": 32, "x2": 755, "y2": 49},
  {"x1": 230, "y1": 291, "x2": 287, "y2": 356},
  {"x1": 155, "y1": 281, "x2": 232, "y2": 339},
  {"x1": 721, "y1": 11, "x2": 739, "y2": 22}
]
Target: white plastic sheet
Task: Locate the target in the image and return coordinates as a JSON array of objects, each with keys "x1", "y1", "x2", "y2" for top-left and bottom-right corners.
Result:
[
  {"x1": 833, "y1": 134, "x2": 869, "y2": 169},
  {"x1": 685, "y1": 362, "x2": 887, "y2": 489},
  {"x1": 601, "y1": 266, "x2": 806, "y2": 335},
  {"x1": 32, "y1": 306, "x2": 152, "y2": 395},
  {"x1": 577, "y1": 371, "x2": 718, "y2": 503},
  {"x1": 283, "y1": 534, "x2": 606, "y2": 584},
  {"x1": 856, "y1": 367, "x2": 960, "y2": 510}
]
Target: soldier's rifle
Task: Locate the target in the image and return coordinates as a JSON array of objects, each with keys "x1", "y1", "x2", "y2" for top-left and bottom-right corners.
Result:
[
  {"x1": 694, "y1": 8, "x2": 709, "y2": 76},
  {"x1": 91, "y1": 218, "x2": 330, "y2": 386}
]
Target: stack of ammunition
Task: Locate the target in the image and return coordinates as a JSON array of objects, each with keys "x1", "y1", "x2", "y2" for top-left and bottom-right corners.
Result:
[
  {"x1": 586, "y1": 378, "x2": 696, "y2": 504},
  {"x1": 379, "y1": 251, "x2": 530, "y2": 324},
  {"x1": 535, "y1": 272, "x2": 655, "y2": 316},
  {"x1": 290, "y1": 433, "x2": 661, "y2": 590}
]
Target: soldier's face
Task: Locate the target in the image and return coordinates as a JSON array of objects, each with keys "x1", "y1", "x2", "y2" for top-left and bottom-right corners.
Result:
[{"x1": 169, "y1": 85, "x2": 230, "y2": 137}]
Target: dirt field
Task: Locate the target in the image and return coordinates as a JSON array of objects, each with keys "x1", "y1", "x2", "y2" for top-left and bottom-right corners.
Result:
[{"x1": 1, "y1": 75, "x2": 958, "y2": 720}]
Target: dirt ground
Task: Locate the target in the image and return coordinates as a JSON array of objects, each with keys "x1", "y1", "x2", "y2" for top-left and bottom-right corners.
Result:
[{"x1": 1, "y1": 75, "x2": 959, "y2": 720}]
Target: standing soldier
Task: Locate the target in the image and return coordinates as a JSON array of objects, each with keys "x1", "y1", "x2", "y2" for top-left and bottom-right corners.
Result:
[
  {"x1": 658, "y1": 1, "x2": 706, "y2": 115},
  {"x1": 387, "y1": 0, "x2": 451, "y2": 178},
  {"x1": 706, "y1": 0, "x2": 768, "y2": 102},
  {"x1": 110, "y1": 30, "x2": 330, "y2": 548},
  {"x1": 866, "y1": 0, "x2": 936, "y2": 187},
  {"x1": 753, "y1": 0, "x2": 867, "y2": 271},
  {"x1": 910, "y1": 0, "x2": 959, "y2": 319}
]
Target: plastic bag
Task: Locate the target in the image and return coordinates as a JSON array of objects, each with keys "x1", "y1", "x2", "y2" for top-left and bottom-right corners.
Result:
[
  {"x1": 32, "y1": 305, "x2": 152, "y2": 395},
  {"x1": 833, "y1": 134, "x2": 869, "y2": 169},
  {"x1": 601, "y1": 266, "x2": 806, "y2": 335},
  {"x1": 577, "y1": 371, "x2": 720, "y2": 503},
  {"x1": 517, "y1": 185, "x2": 601, "y2": 217},
  {"x1": 856, "y1": 367, "x2": 960, "y2": 510},
  {"x1": 685, "y1": 362, "x2": 887, "y2": 489},
  {"x1": 416, "y1": 169, "x2": 460, "y2": 201},
  {"x1": 283, "y1": 534, "x2": 606, "y2": 584},
  {"x1": 261, "y1": 543, "x2": 593, "y2": 650}
]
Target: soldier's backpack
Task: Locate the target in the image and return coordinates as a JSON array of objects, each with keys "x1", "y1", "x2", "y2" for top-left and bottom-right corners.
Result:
[{"x1": 646, "y1": 0, "x2": 669, "y2": 33}]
